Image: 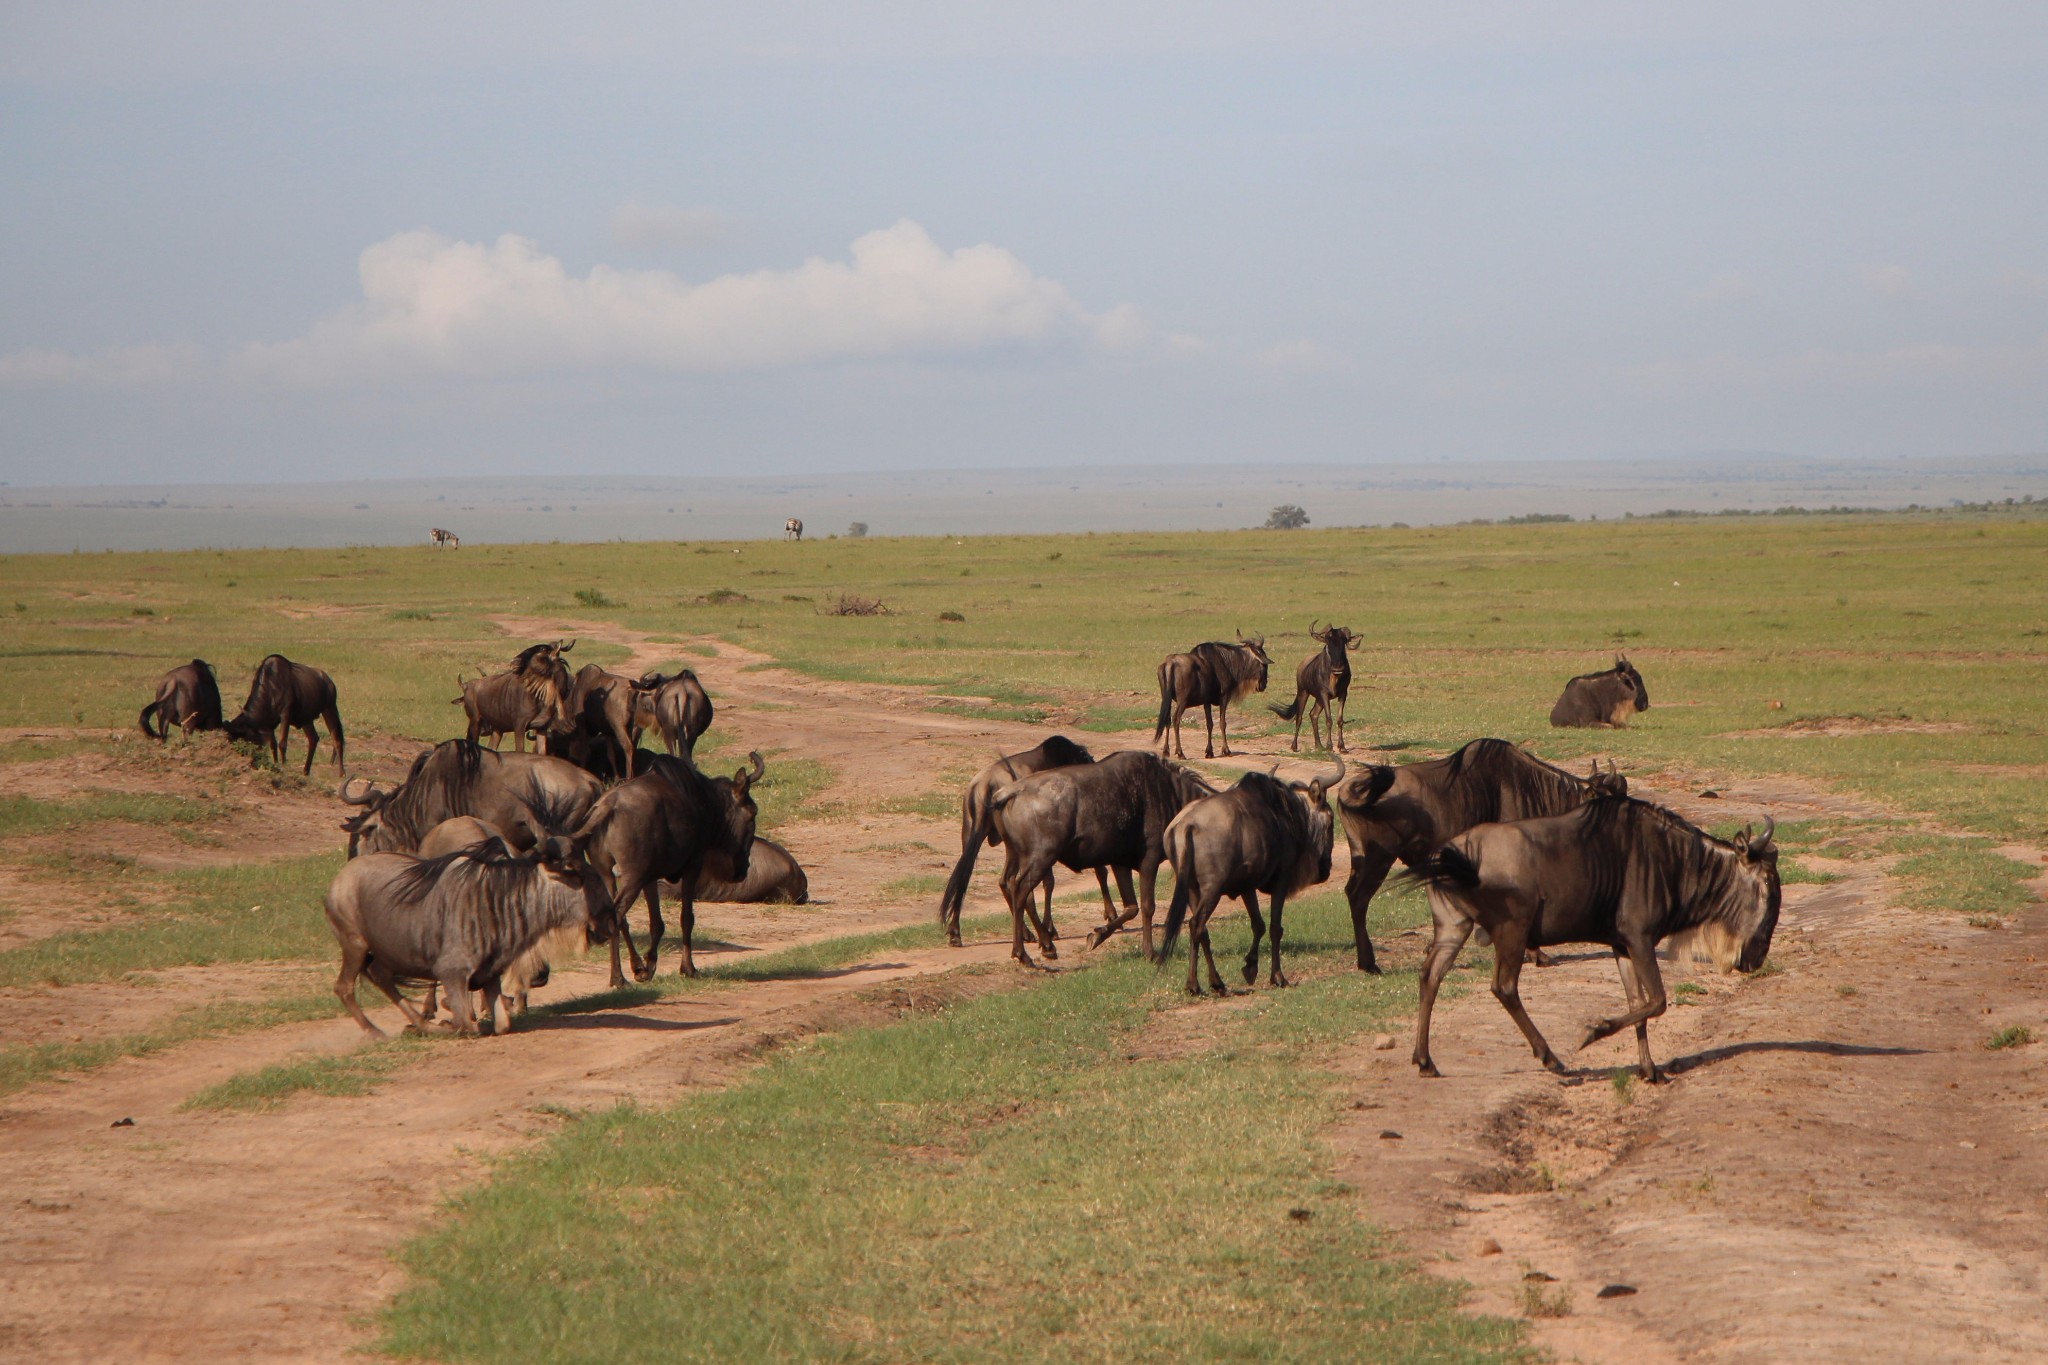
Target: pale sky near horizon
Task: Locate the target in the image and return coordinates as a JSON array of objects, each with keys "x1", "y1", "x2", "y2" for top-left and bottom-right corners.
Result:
[{"x1": 2, "y1": 3, "x2": 2045, "y2": 486}]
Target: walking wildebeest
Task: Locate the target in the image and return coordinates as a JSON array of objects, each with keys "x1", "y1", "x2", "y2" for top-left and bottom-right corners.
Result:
[
  {"x1": 937, "y1": 735, "x2": 1097, "y2": 947},
  {"x1": 325, "y1": 834, "x2": 616, "y2": 1037},
  {"x1": 1269, "y1": 622, "x2": 1358, "y2": 753},
  {"x1": 1550, "y1": 654, "x2": 1650, "y2": 728},
  {"x1": 1158, "y1": 758, "x2": 1343, "y2": 995},
  {"x1": 138, "y1": 659, "x2": 223, "y2": 741},
  {"x1": 1154, "y1": 633, "x2": 1272, "y2": 759},
  {"x1": 986, "y1": 750, "x2": 1217, "y2": 966},
  {"x1": 338, "y1": 739, "x2": 603, "y2": 858},
  {"x1": 639, "y1": 669, "x2": 714, "y2": 761},
  {"x1": 430, "y1": 527, "x2": 460, "y2": 549},
  {"x1": 785, "y1": 518, "x2": 803, "y2": 541},
  {"x1": 673, "y1": 837, "x2": 809, "y2": 904},
  {"x1": 456, "y1": 641, "x2": 574, "y2": 753},
  {"x1": 1409, "y1": 800, "x2": 1779, "y2": 1081},
  {"x1": 575, "y1": 750, "x2": 765, "y2": 984},
  {"x1": 1336, "y1": 739, "x2": 1628, "y2": 973},
  {"x1": 224, "y1": 654, "x2": 344, "y2": 775},
  {"x1": 413, "y1": 816, "x2": 580, "y2": 1025}
]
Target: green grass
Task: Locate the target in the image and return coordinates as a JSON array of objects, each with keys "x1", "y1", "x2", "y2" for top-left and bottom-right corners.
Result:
[
  {"x1": 0, "y1": 985, "x2": 342, "y2": 1098},
  {"x1": 385, "y1": 887, "x2": 1523, "y2": 1364},
  {"x1": 180, "y1": 1036, "x2": 426, "y2": 1111},
  {"x1": 1984, "y1": 1025, "x2": 2034, "y2": 1051},
  {"x1": 0, "y1": 790, "x2": 226, "y2": 838},
  {"x1": 1882, "y1": 834, "x2": 2040, "y2": 917}
]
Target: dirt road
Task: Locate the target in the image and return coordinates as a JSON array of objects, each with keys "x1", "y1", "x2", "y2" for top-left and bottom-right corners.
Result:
[{"x1": 1, "y1": 622, "x2": 2043, "y2": 1362}]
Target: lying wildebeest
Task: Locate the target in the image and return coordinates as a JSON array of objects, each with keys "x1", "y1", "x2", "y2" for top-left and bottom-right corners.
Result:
[
  {"x1": 1411, "y1": 801, "x2": 1778, "y2": 1081},
  {"x1": 683, "y1": 837, "x2": 808, "y2": 904},
  {"x1": 575, "y1": 750, "x2": 765, "y2": 984},
  {"x1": 986, "y1": 750, "x2": 1217, "y2": 966},
  {"x1": 1270, "y1": 621, "x2": 1358, "y2": 753},
  {"x1": 138, "y1": 659, "x2": 223, "y2": 742},
  {"x1": 338, "y1": 739, "x2": 603, "y2": 858},
  {"x1": 639, "y1": 669, "x2": 714, "y2": 761},
  {"x1": 1158, "y1": 758, "x2": 1343, "y2": 995},
  {"x1": 555, "y1": 663, "x2": 651, "y2": 778},
  {"x1": 1550, "y1": 654, "x2": 1650, "y2": 728},
  {"x1": 325, "y1": 833, "x2": 616, "y2": 1037},
  {"x1": 937, "y1": 735, "x2": 1097, "y2": 947},
  {"x1": 456, "y1": 641, "x2": 574, "y2": 753},
  {"x1": 1336, "y1": 740, "x2": 1628, "y2": 974},
  {"x1": 410, "y1": 816, "x2": 581, "y2": 1024},
  {"x1": 1154, "y1": 633, "x2": 1272, "y2": 759},
  {"x1": 224, "y1": 654, "x2": 344, "y2": 774}
]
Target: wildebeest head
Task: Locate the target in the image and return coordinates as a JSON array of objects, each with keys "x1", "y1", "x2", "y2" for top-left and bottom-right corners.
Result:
[
  {"x1": 1286, "y1": 756, "x2": 1344, "y2": 884},
  {"x1": 1309, "y1": 621, "x2": 1357, "y2": 651},
  {"x1": 1729, "y1": 817, "x2": 1780, "y2": 972},
  {"x1": 532, "y1": 831, "x2": 619, "y2": 944},
  {"x1": 1237, "y1": 630, "x2": 1272, "y2": 689},
  {"x1": 1614, "y1": 653, "x2": 1650, "y2": 711},
  {"x1": 709, "y1": 751, "x2": 767, "y2": 883},
  {"x1": 1584, "y1": 758, "x2": 1628, "y2": 799},
  {"x1": 338, "y1": 775, "x2": 396, "y2": 858}
]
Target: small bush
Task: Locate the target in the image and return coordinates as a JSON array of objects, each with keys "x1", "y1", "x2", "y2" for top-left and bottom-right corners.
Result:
[
  {"x1": 572, "y1": 588, "x2": 619, "y2": 609},
  {"x1": 130, "y1": 606, "x2": 155, "y2": 617},
  {"x1": 823, "y1": 593, "x2": 888, "y2": 617},
  {"x1": 847, "y1": 522, "x2": 869, "y2": 538},
  {"x1": 1264, "y1": 504, "x2": 1310, "y2": 530},
  {"x1": 1516, "y1": 1280, "x2": 1572, "y2": 1318},
  {"x1": 1985, "y1": 1025, "x2": 2034, "y2": 1050},
  {"x1": 938, "y1": 610, "x2": 966, "y2": 623},
  {"x1": 698, "y1": 588, "x2": 748, "y2": 606}
]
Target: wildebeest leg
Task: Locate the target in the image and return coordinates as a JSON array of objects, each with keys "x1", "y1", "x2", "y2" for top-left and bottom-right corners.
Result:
[
  {"x1": 1086, "y1": 867, "x2": 1141, "y2": 948},
  {"x1": 1185, "y1": 889, "x2": 1230, "y2": 996},
  {"x1": 1308, "y1": 698, "x2": 1324, "y2": 752},
  {"x1": 478, "y1": 978, "x2": 504, "y2": 1036},
  {"x1": 1487, "y1": 919, "x2": 1566, "y2": 1075},
  {"x1": 419, "y1": 981, "x2": 440, "y2": 1021},
  {"x1": 1035, "y1": 876, "x2": 1058, "y2": 959},
  {"x1": 298, "y1": 722, "x2": 320, "y2": 776},
  {"x1": 1331, "y1": 689, "x2": 1347, "y2": 752},
  {"x1": 1582, "y1": 937, "x2": 1667, "y2": 1070},
  {"x1": 1137, "y1": 859, "x2": 1164, "y2": 962},
  {"x1": 1611, "y1": 952, "x2": 1662, "y2": 1083},
  {"x1": 1289, "y1": 691, "x2": 1306, "y2": 751},
  {"x1": 1240, "y1": 891, "x2": 1266, "y2": 985},
  {"x1": 1344, "y1": 846, "x2": 1395, "y2": 974},
  {"x1": 998, "y1": 851, "x2": 1043, "y2": 968},
  {"x1": 672, "y1": 883, "x2": 699, "y2": 978},
  {"x1": 1201, "y1": 703, "x2": 1217, "y2": 759},
  {"x1": 640, "y1": 882, "x2": 667, "y2": 980},
  {"x1": 1215, "y1": 702, "x2": 1233, "y2": 757},
  {"x1": 360, "y1": 959, "x2": 434, "y2": 1035},
  {"x1": 333, "y1": 943, "x2": 386, "y2": 1037},
  {"x1": 1412, "y1": 904, "x2": 1474, "y2": 1077},
  {"x1": 439, "y1": 971, "x2": 480, "y2": 1036},
  {"x1": 1267, "y1": 893, "x2": 1291, "y2": 988}
]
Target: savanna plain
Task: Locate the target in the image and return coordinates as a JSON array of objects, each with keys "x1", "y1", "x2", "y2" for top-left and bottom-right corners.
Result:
[{"x1": 1, "y1": 512, "x2": 2045, "y2": 1363}]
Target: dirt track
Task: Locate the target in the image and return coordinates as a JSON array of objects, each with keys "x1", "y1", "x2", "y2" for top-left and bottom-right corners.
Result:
[{"x1": 2, "y1": 624, "x2": 2044, "y2": 1362}]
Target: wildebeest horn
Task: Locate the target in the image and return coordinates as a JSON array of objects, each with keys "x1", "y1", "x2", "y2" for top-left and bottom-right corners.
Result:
[
  {"x1": 1754, "y1": 816, "x2": 1776, "y2": 850},
  {"x1": 338, "y1": 776, "x2": 378, "y2": 805},
  {"x1": 561, "y1": 638, "x2": 576, "y2": 652},
  {"x1": 746, "y1": 750, "x2": 766, "y2": 783}
]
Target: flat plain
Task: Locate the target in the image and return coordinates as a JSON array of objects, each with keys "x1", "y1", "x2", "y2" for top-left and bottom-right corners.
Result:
[{"x1": 1, "y1": 510, "x2": 2044, "y2": 1362}]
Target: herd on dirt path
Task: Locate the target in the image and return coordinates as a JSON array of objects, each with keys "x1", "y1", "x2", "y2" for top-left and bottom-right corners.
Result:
[{"x1": 2, "y1": 623, "x2": 2042, "y2": 1362}]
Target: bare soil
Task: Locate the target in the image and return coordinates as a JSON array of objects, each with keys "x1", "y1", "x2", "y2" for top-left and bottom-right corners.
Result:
[{"x1": 2, "y1": 624, "x2": 2044, "y2": 1361}]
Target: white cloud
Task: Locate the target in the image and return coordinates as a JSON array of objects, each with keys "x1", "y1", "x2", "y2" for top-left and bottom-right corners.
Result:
[
  {"x1": 2, "y1": 220, "x2": 1173, "y2": 387},
  {"x1": 610, "y1": 201, "x2": 738, "y2": 252}
]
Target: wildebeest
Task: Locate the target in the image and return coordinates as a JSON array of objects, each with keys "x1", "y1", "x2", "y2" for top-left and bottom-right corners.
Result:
[
  {"x1": 785, "y1": 518, "x2": 803, "y2": 541},
  {"x1": 413, "y1": 816, "x2": 576, "y2": 1024},
  {"x1": 673, "y1": 837, "x2": 809, "y2": 904},
  {"x1": 1410, "y1": 799, "x2": 1779, "y2": 1081},
  {"x1": 1269, "y1": 622, "x2": 1358, "y2": 753},
  {"x1": 985, "y1": 750, "x2": 1216, "y2": 966},
  {"x1": 638, "y1": 669, "x2": 714, "y2": 761},
  {"x1": 1549, "y1": 654, "x2": 1650, "y2": 728},
  {"x1": 575, "y1": 751, "x2": 765, "y2": 983},
  {"x1": 325, "y1": 834, "x2": 615, "y2": 1037},
  {"x1": 1158, "y1": 758, "x2": 1343, "y2": 995},
  {"x1": 556, "y1": 663, "x2": 651, "y2": 779},
  {"x1": 338, "y1": 739, "x2": 603, "y2": 858},
  {"x1": 430, "y1": 527, "x2": 460, "y2": 549},
  {"x1": 456, "y1": 641, "x2": 574, "y2": 753},
  {"x1": 138, "y1": 659, "x2": 223, "y2": 741},
  {"x1": 224, "y1": 654, "x2": 344, "y2": 775},
  {"x1": 937, "y1": 735, "x2": 1097, "y2": 947},
  {"x1": 1336, "y1": 739, "x2": 1628, "y2": 974},
  {"x1": 1154, "y1": 633, "x2": 1272, "y2": 759}
]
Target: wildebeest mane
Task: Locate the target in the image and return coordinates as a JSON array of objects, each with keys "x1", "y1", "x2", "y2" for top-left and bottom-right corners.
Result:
[
  {"x1": 376, "y1": 740, "x2": 488, "y2": 846},
  {"x1": 520, "y1": 775, "x2": 582, "y2": 837},
  {"x1": 1571, "y1": 795, "x2": 1749, "y2": 932},
  {"x1": 1442, "y1": 738, "x2": 1589, "y2": 825},
  {"x1": 389, "y1": 838, "x2": 526, "y2": 906}
]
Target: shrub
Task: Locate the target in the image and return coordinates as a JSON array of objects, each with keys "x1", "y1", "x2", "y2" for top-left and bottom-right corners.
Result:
[
  {"x1": 847, "y1": 522, "x2": 869, "y2": 538},
  {"x1": 572, "y1": 588, "x2": 618, "y2": 608},
  {"x1": 1264, "y1": 504, "x2": 1310, "y2": 530},
  {"x1": 823, "y1": 593, "x2": 888, "y2": 617},
  {"x1": 938, "y1": 610, "x2": 966, "y2": 623}
]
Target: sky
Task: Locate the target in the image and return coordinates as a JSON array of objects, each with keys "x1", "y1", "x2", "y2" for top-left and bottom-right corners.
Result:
[{"x1": 2, "y1": 2, "x2": 2045, "y2": 486}]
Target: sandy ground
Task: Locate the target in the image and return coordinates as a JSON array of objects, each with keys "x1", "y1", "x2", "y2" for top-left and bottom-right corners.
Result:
[{"x1": 1, "y1": 623, "x2": 2044, "y2": 1362}]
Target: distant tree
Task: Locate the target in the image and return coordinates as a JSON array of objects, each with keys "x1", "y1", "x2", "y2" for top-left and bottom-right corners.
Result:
[
  {"x1": 1264, "y1": 504, "x2": 1310, "y2": 530},
  {"x1": 847, "y1": 521, "x2": 869, "y2": 538}
]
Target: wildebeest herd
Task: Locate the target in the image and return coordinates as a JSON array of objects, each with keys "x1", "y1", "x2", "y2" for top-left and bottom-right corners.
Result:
[{"x1": 143, "y1": 629, "x2": 1770, "y2": 1082}]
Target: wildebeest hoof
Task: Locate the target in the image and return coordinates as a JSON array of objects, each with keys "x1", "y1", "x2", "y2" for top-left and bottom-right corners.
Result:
[
  {"x1": 632, "y1": 967, "x2": 655, "y2": 984},
  {"x1": 1542, "y1": 1056, "x2": 1569, "y2": 1076},
  {"x1": 945, "y1": 933, "x2": 963, "y2": 948},
  {"x1": 1269, "y1": 972, "x2": 1291, "y2": 988},
  {"x1": 1042, "y1": 942, "x2": 1058, "y2": 960},
  {"x1": 1242, "y1": 962, "x2": 1259, "y2": 984},
  {"x1": 1417, "y1": 1061, "x2": 1443, "y2": 1078}
]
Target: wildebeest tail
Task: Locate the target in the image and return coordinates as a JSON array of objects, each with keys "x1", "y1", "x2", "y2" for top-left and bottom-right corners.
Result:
[
  {"x1": 1157, "y1": 824, "x2": 1197, "y2": 962},
  {"x1": 138, "y1": 700, "x2": 162, "y2": 739},
  {"x1": 1354, "y1": 763, "x2": 1397, "y2": 809},
  {"x1": 937, "y1": 817, "x2": 986, "y2": 929},
  {"x1": 1152, "y1": 660, "x2": 1176, "y2": 742},
  {"x1": 1269, "y1": 695, "x2": 1303, "y2": 721},
  {"x1": 1406, "y1": 842, "x2": 1481, "y2": 891}
]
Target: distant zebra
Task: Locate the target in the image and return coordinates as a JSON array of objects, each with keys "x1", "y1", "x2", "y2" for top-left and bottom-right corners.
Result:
[
  {"x1": 430, "y1": 527, "x2": 460, "y2": 550},
  {"x1": 784, "y1": 518, "x2": 803, "y2": 542}
]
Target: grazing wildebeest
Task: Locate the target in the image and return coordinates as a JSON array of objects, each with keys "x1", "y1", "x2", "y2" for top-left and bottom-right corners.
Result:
[
  {"x1": 430, "y1": 527, "x2": 460, "y2": 549},
  {"x1": 1410, "y1": 799, "x2": 1779, "y2": 1081},
  {"x1": 456, "y1": 641, "x2": 574, "y2": 753},
  {"x1": 785, "y1": 518, "x2": 803, "y2": 541},
  {"x1": 412, "y1": 816, "x2": 580, "y2": 1025},
  {"x1": 1336, "y1": 739, "x2": 1628, "y2": 974},
  {"x1": 224, "y1": 654, "x2": 345, "y2": 775},
  {"x1": 1154, "y1": 633, "x2": 1272, "y2": 759},
  {"x1": 338, "y1": 739, "x2": 603, "y2": 858},
  {"x1": 638, "y1": 669, "x2": 714, "y2": 761},
  {"x1": 985, "y1": 751, "x2": 1217, "y2": 966},
  {"x1": 1158, "y1": 758, "x2": 1343, "y2": 995},
  {"x1": 138, "y1": 659, "x2": 223, "y2": 741},
  {"x1": 674, "y1": 837, "x2": 809, "y2": 904},
  {"x1": 575, "y1": 751, "x2": 764, "y2": 983},
  {"x1": 325, "y1": 835, "x2": 616, "y2": 1037},
  {"x1": 1269, "y1": 622, "x2": 1358, "y2": 753},
  {"x1": 556, "y1": 663, "x2": 651, "y2": 779},
  {"x1": 1550, "y1": 654, "x2": 1650, "y2": 728},
  {"x1": 937, "y1": 735, "x2": 1097, "y2": 947}
]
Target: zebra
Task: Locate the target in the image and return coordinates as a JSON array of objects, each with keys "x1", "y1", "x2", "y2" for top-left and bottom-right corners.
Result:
[{"x1": 430, "y1": 527, "x2": 460, "y2": 550}]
